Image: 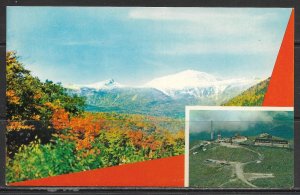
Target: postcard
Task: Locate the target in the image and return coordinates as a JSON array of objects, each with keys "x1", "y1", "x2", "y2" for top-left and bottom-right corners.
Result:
[{"x1": 6, "y1": 7, "x2": 294, "y2": 187}]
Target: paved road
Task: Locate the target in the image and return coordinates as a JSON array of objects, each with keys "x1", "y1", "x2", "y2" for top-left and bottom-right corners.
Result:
[{"x1": 232, "y1": 162, "x2": 257, "y2": 188}]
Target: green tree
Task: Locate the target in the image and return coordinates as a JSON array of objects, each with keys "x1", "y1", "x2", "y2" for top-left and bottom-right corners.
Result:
[{"x1": 6, "y1": 51, "x2": 85, "y2": 156}]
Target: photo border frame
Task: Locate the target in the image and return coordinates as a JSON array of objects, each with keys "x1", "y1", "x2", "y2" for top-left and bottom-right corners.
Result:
[{"x1": 185, "y1": 106, "x2": 294, "y2": 187}]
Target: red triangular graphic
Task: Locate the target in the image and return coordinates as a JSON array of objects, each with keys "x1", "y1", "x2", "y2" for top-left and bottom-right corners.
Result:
[
  {"x1": 263, "y1": 9, "x2": 294, "y2": 107},
  {"x1": 8, "y1": 155, "x2": 184, "y2": 187}
]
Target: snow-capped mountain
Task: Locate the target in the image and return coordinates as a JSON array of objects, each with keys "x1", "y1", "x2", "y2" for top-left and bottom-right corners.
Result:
[
  {"x1": 145, "y1": 69, "x2": 261, "y2": 99},
  {"x1": 65, "y1": 70, "x2": 264, "y2": 117},
  {"x1": 65, "y1": 79, "x2": 124, "y2": 90},
  {"x1": 146, "y1": 69, "x2": 219, "y2": 90}
]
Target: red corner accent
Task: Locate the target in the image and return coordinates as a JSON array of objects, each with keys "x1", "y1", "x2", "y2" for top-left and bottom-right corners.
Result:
[
  {"x1": 263, "y1": 9, "x2": 294, "y2": 107},
  {"x1": 8, "y1": 155, "x2": 184, "y2": 187}
]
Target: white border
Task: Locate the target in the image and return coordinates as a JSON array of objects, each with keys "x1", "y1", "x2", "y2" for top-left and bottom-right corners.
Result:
[
  {"x1": 184, "y1": 106, "x2": 294, "y2": 187},
  {"x1": 184, "y1": 107, "x2": 190, "y2": 187},
  {"x1": 186, "y1": 106, "x2": 294, "y2": 111}
]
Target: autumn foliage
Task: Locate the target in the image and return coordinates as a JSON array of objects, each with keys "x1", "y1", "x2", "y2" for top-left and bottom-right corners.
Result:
[{"x1": 6, "y1": 52, "x2": 185, "y2": 183}]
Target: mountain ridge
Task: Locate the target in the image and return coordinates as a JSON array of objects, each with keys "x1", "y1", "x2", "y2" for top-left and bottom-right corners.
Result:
[
  {"x1": 65, "y1": 70, "x2": 261, "y2": 99},
  {"x1": 65, "y1": 70, "x2": 267, "y2": 118}
]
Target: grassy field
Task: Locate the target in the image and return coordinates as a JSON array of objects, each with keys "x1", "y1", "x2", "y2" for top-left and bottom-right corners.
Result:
[
  {"x1": 243, "y1": 146, "x2": 293, "y2": 188},
  {"x1": 189, "y1": 141, "x2": 293, "y2": 188}
]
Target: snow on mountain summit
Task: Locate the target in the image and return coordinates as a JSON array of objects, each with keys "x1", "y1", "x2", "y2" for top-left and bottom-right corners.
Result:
[
  {"x1": 145, "y1": 69, "x2": 219, "y2": 90},
  {"x1": 65, "y1": 70, "x2": 261, "y2": 100},
  {"x1": 86, "y1": 79, "x2": 123, "y2": 89},
  {"x1": 65, "y1": 79, "x2": 123, "y2": 90},
  {"x1": 145, "y1": 69, "x2": 260, "y2": 98}
]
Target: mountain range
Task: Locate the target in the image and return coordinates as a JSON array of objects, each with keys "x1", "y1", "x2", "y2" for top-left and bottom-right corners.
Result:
[{"x1": 65, "y1": 70, "x2": 263, "y2": 118}]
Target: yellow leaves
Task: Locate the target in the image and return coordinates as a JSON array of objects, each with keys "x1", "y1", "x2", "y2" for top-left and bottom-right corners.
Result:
[
  {"x1": 148, "y1": 150, "x2": 153, "y2": 159},
  {"x1": 44, "y1": 102, "x2": 60, "y2": 110},
  {"x1": 6, "y1": 51, "x2": 18, "y2": 65},
  {"x1": 78, "y1": 148, "x2": 100, "y2": 158},
  {"x1": 33, "y1": 92, "x2": 42, "y2": 100},
  {"x1": 31, "y1": 115, "x2": 41, "y2": 121},
  {"x1": 163, "y1": 130, "x2": 176, "y2": 145},
  {"x1": 7, "y1": 121, "x2": 34, "y2": 132},
  {"x1": 44, "y1": 100, "x2": 64, "y2": 112},
  {"x1": 120, "y1": 155, "x2": 128, "y2": 164},
  {"x1": 6, "y1": 90, "x2": 20, "y2": 105},
  {"x1": 11, "y1": 115, "x2": 22, "y2": 121},
  {"x1": 135, "y1": 121, "x2": 145, "y2": 129},
  {"x1": 33, "y1": 104, "x2": 43, "y2": 110},
  {"x1": 175, "y1": 130, "x2": 185, "y2": 140}
]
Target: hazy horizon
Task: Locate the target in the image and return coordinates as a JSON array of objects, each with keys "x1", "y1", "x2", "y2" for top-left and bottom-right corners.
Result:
[{"x1": 189, "y1": 110, "x2": 293, "y2": 133}]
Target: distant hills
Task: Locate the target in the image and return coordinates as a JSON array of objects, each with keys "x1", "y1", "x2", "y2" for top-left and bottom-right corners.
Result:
[
  {"x1": 222, "y1": 77, "x2": 270, "y2": 106},
  {"x1": 65, "y1": 70, "x2": 263, "y2": 118}
]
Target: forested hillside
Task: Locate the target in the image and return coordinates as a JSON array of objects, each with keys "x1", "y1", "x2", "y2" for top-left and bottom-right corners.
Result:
[
  {"x1": 6, "y1": 51, "x2": 85, "y2": 155},
  {"x1": 6, "y1": 52, "x2": 184, "y2": 183},
  {"x1": 222, "y1": 78, "x2": 270, "y2": 106}
]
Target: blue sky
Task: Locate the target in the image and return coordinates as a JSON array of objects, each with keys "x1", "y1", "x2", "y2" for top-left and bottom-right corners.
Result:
[{"x1": 7, "y1": 7, "x2": 291, "y2": 85}]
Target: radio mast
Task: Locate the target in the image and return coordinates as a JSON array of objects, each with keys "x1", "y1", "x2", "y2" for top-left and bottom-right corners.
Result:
[{"x1": 211, "y1": 120, "x2": 214, "y2": 140}]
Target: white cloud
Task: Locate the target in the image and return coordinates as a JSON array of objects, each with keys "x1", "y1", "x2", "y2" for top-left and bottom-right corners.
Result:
[
  {"x1": 128, "y1": 8, "x2": 288, "y2": 56},
  {"x1": 189, "y1": 110, "x2": 275, "y2": 133},
  {"x1": 156, "y1": 39, "x2": 279, "y2": 55},
  {"x1": 128, "y1": 8, "x2": 272, "y2": 21}
]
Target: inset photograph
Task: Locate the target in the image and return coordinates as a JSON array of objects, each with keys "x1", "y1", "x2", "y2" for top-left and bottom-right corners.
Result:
[{"x1": 185, "y1": 106, "x2": 294, "y2": 189}]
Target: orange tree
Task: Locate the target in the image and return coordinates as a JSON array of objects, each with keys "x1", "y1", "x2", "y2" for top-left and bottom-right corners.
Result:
[{"x1": 6, "y1": 51, "x2": 85, "y2": 156}]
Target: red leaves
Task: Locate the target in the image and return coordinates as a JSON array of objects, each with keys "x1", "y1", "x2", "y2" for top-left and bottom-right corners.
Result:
[
  {"x1": 51, "y1": 108, "x2": 103, "y2": 151},
  {"x1": 127, "y1": 130, "x2": 144, "y2": 149},
  {"x1": 70, "y1": 116, "x2": 101, "y2": 135},
  {"x1": 70, "y1": 116, "x2": 103, "y2": 151},
  {"x1": 126, "y1": 130, "x2": 163, "y2": 151},
  {"x1": 51, "y1": 109, "x2": 183, "y2": 158}
]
